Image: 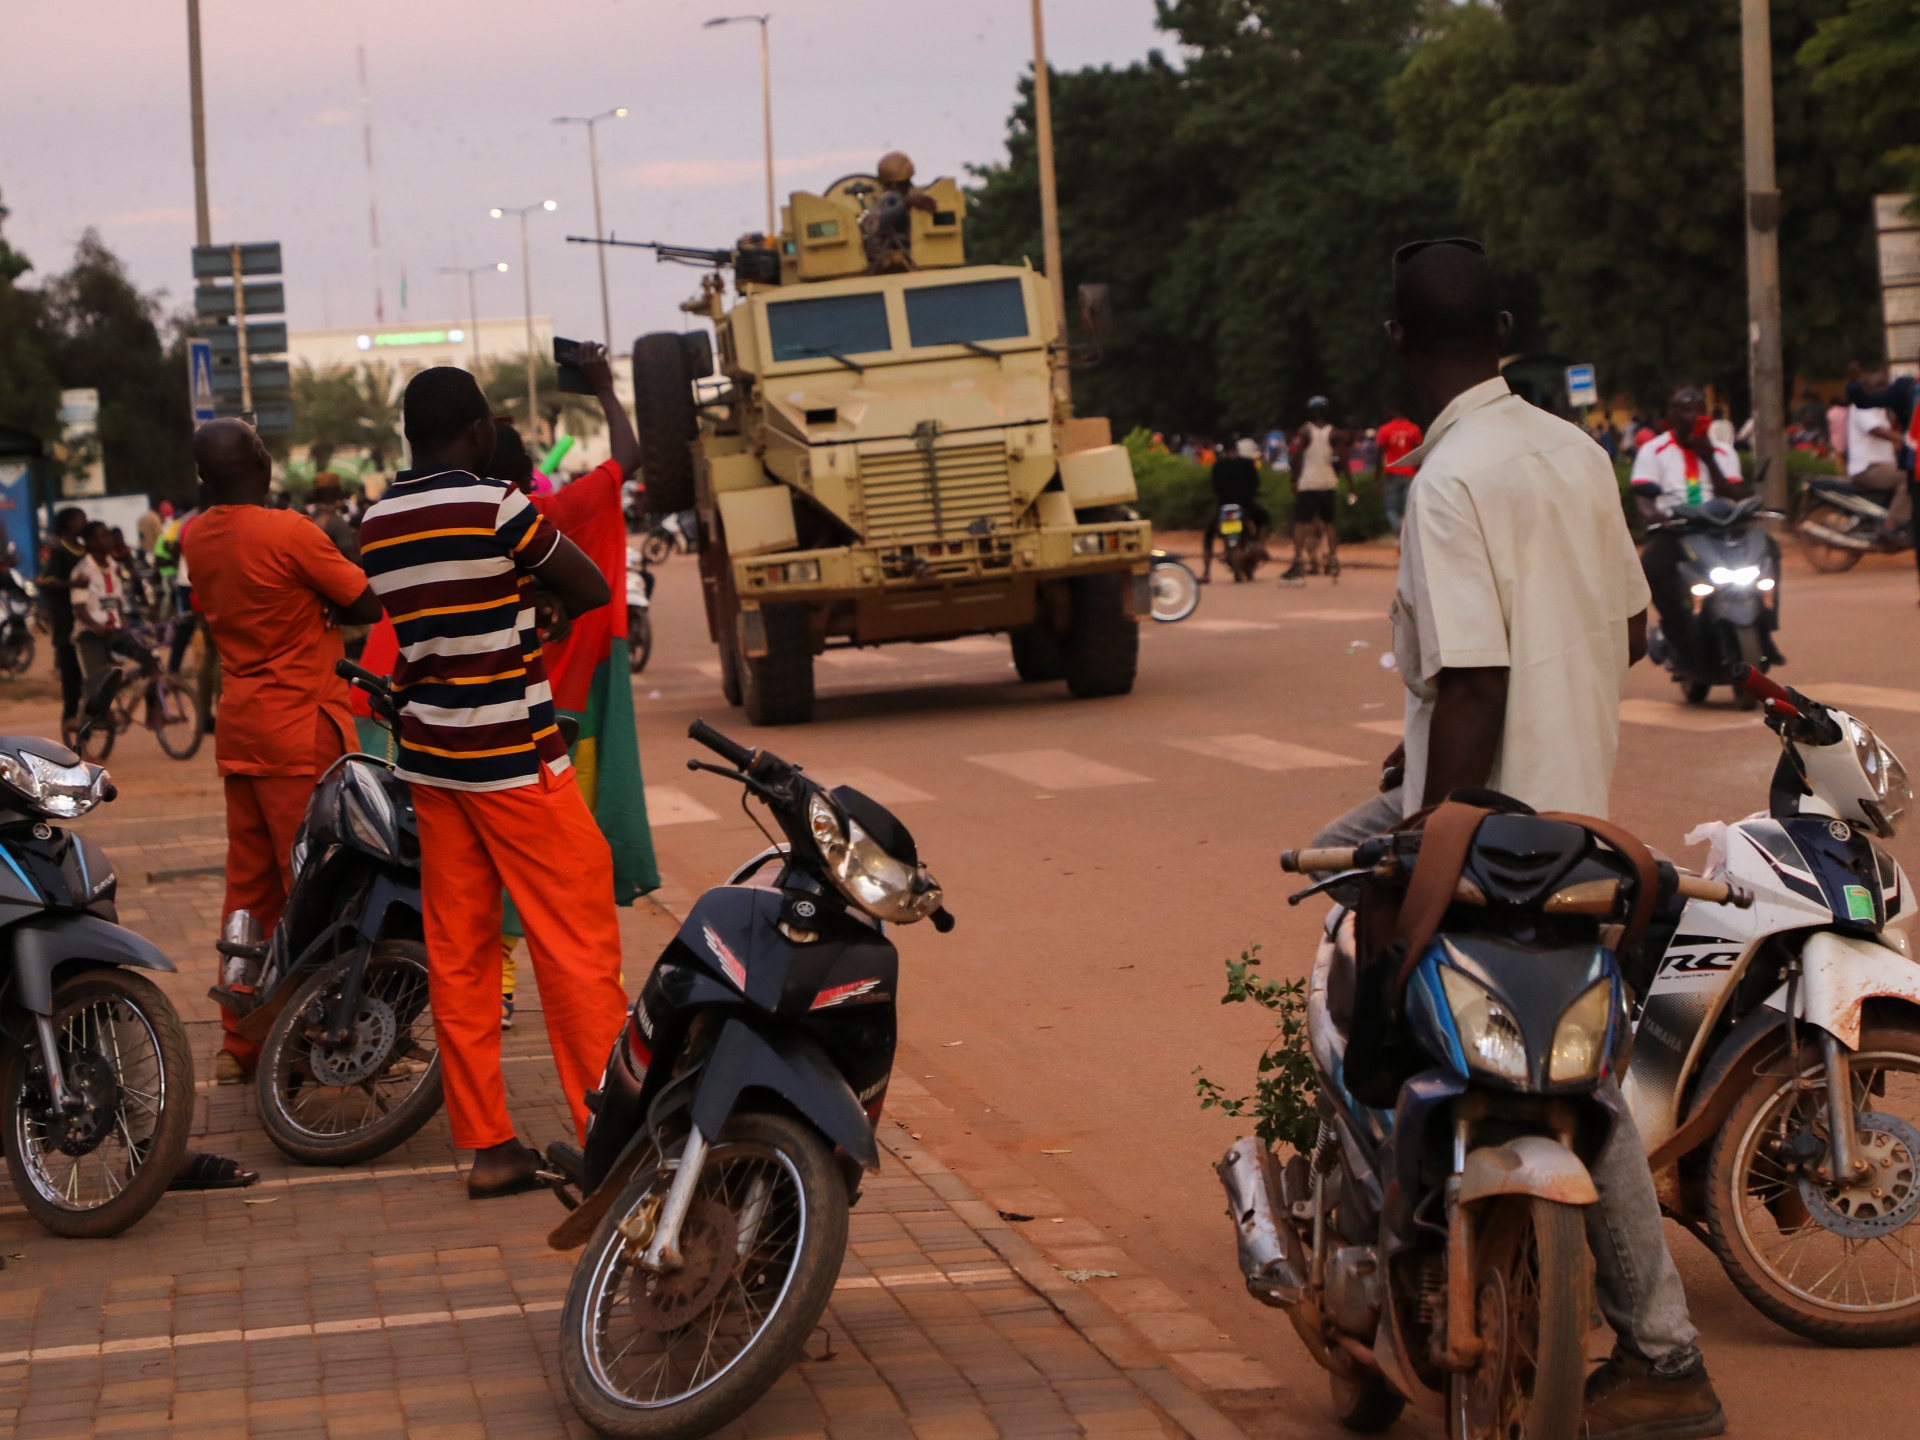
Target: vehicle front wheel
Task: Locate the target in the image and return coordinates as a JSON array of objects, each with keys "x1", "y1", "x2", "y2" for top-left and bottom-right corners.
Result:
[
  {"x1": 739, "y1": 605, "x2": 814, "y2": 726},
  {"x1": 2, "y1": 967, "x2": 193, "y2": 1238},
  {"x1": 1796, "y1": 503, "x2": 1866, "y2": 573},
  {"x1": 1702, "y1": 1022, "x2": 1920, "y2": 1346},
  {"x1": 1149, "y1": 559, "x2": 1200, "y2": 623},
  {"x1": 560, "y1": 1111, "x2": 849, "y2": 1439},
  {"x1": 1062, "y1": 573, "x2": 1138, "y2": 699}
]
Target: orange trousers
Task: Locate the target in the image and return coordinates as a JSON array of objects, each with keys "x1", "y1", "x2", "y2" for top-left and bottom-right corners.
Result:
[
  {"x1": 220, "y1": 721, "x2": 345, "y2": 1069},
  {"x1": 413, "y1": 764, "x2": 628, "y2": 1151}
]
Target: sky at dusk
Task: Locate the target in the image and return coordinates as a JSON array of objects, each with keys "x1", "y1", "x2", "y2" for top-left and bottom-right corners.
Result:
[{"x1": 4, "y1": 1, "x2": 1167, "y2": 349}]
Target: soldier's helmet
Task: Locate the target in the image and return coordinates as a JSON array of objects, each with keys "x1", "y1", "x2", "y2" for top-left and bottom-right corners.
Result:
[{"x1": 877, "y1": 151, "x2": 915, "y2": 186}]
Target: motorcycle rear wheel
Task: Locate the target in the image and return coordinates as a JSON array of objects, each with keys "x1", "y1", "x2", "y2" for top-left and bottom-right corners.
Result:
[
  {"x1": 1449, "y1": 1195, "x2": 1590, "y2": 1440},
  {"x1": 1149, "y1": 559, "x2": 1200, "y2": 623},
  {"x1": 1330, "y1": 1371, "x2": 1405, "y2": 1432},
  {"x1": 1702, "y1": 1021, "x2": 1920, "y2": 1346},
  {"x1": 642, "y1": 533, "x2": 673, "y2": 566},
  {"x1": 560, "y1": 1111, "x2": 848, "y2": 1439},
  {"x1": 256, "y1": 941, "x2": 443, "y2": 1166},
  {"x1": 1797, "y1": 503, "x2": 1866, "y2": 573},
  {"x1": 629, "y1": 610, "x2": 653, "y2": 674},
  {"x1": 0, "y1": 632, "x2": 34, "y2": 676}
]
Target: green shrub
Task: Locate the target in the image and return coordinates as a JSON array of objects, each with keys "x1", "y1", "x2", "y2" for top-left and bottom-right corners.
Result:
[
  {"x1": 1193, "y1": 945, "x2": 1320, "y2": 1156},
  {"x1": 1122, "y1": 427, "x2": 1390, "y2": 541}
]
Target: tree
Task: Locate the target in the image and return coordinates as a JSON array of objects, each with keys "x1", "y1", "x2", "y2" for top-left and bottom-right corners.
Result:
[
  {"x1": 352, "y1": 363, "x2": 401, "y2": 471},
  {"x1": 1799, "y1": 0, "x2": 1920, "y2": 204},
  {"x1": 1388, "y1": 0, "x2": 1882, "y2": 407},
  {"x1": 479, "y1": 353, "x2": 604, "y2": 452},
  {"x1": 290, "y1": 362, "x2": 365, "y2": 471},
  {"x1": 0, "y1": 192, "x2": 59, "y2": 442}
]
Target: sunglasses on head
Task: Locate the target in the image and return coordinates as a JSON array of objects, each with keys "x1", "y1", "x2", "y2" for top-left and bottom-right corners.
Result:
[{"x1": 1393, "y1": 237, "x2": 1486, "y2": 266}]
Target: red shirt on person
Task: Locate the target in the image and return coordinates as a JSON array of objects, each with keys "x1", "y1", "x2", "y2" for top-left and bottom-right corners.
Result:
[{"x1": 1377, "y1": 417, "x2": 1424, "y2": 476}]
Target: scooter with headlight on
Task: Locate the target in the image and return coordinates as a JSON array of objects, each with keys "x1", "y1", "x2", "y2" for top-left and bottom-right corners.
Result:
[
  {"x1": 1642, "y1": 495, "x2": 1784, "y2": 707},
  {"x1": 0, "y1": 737, "x2": 197, "y2": 1237},
  {"x1": 548, "y1": 718, "x2": 952, "y2": 1440}
]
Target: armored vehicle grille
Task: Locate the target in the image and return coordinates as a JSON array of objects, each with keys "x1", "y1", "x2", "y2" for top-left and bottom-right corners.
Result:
[{"x1": 858, "y1": 440, "x2": 1013, "y2": 543}]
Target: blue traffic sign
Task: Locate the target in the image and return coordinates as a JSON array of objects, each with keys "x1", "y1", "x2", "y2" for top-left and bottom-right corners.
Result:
[
  {"x1": 1565, "y1": 362, "x2": 1598, "y2": 408},
  {"x1": 189, "y1": 338, "x2": 217, "y2": 426}
]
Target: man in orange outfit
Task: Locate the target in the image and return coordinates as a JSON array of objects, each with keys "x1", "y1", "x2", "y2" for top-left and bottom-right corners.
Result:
[
  {"x1": 182, "y1": 419, "x2": 384, "y2": 1082},
  {"x1": 359, "y1": 364, "x2": 624, "y2": 1199}
]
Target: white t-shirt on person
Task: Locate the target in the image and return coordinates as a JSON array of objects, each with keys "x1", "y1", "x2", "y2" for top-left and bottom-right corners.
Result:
[
  {"x1": 70, "y1": 556, "x2": 126, "y2": 632},
  {"x1": 1629, "y1": 431, "x2": 1742, "y2": 515},
  {"x1": 1391, "y1": 377, "x2": 1651, "y2": 820},
  {"x1": 1847, "y1": 406, "x2": 1898, "y2": 476},
  {"x1": 1296, "y1": 424, "x2": 1339, "y2": 491}
]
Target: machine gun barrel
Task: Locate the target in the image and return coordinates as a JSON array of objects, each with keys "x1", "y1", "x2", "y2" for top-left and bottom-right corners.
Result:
[{"x1": 564, "y1": 235, "x2": 733, "y2": 268}]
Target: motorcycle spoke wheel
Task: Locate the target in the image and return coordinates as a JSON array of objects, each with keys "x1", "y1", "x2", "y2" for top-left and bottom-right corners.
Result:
[
  {"x1": 1149, "y1": 561, "x2": 1200, "y2": 623},
  {"x1": 1451, "y1": 1195, "x2": 1588, "y2": 1440},
  {"x1": 1705, "y1": 1023, "x2": 1920, "y2": 1343}
]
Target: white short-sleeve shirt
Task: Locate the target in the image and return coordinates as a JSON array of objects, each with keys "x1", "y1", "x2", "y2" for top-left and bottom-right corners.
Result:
[
  {"x1": 1392, "y1": 377, "x2": 1651, "y2": 819},
  {"x1": 1847, "y1": 406, "x2": 1898, "y2": 475},
  {"x1": 1628, "y1": 431, "x2": 1742, "y2": 515}
]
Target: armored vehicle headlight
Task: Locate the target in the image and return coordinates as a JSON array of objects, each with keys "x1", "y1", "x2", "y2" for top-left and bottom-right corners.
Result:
[
  {"x1": 807, "y1": 791, "x2": 942, "y2": 924},
  {"x1": 1439, "y1": 966, "x2": 1528, "y2": 1083},
  {"x1": 1548, "y1": 979, "x2": 1613, "y2": 1083}
]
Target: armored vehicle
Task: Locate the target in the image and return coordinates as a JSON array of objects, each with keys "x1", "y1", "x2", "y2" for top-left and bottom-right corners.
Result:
[{"x1": 629, "y1": 154, "x2": 1151, "y2": 725}]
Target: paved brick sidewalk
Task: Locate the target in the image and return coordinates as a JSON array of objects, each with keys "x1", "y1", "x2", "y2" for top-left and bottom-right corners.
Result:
[{"x1": 0, "y1": 777, "x2": 1260, "y2": 1440}]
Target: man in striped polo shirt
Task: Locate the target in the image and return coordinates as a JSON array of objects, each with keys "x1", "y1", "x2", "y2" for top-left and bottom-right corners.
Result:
[{"x1": 361, "y1": 366, "x2": 622, "y2": 1199}]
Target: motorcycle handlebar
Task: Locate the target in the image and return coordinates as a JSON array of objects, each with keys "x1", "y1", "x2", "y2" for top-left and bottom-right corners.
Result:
[
  {"x1": 1674, "y1": 873, "x2": 1755, "y2": 909},
  {"x1": 1732, "y1": 662, "x2": 1799, "y2": 718},
  {"x1": 1281, "y1": 847, "x2": 1355, "y2": 874},
  {"x1": 688, "y1": 719, "x2": 757, "y2": 770},
  {"x1": 334, "y1": 659, "x2": 390, "y2": 695}
]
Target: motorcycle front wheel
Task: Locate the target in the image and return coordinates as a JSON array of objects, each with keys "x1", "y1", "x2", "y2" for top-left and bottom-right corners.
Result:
[
  {"x1": 629, "y1": 609, "x2": 653, "y2": 673},
  {"x1": 256, "y1": 941, "x2": 443, "y2": 1165},
  {"x1": 1450, "y1": 1194, "x2": 1590, "y2": 1440},
  {"x1": 641, "y1": 532, "x2": 673, "y2": 566},
  {"x1": 0, "y1": 631, "x2": 34, "y2": 676},
  {"x1": 2, "y1": 967, "x2": 193, "y2": 1238},
  {"x1": 1149, "y1": 559, "x2": 1200, "y2": 623},
  {"x1": 1702, "y1": 1021, "x2": 1920, "y2": 1346},
  {"x1": 1796, "y1": 503, "x2": 1866, "y2": 573},
  {"x1": 561, "y1": 1110, "x2": 848, "y2": 1439}
]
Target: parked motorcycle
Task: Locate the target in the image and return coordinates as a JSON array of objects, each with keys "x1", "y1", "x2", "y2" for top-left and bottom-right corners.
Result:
[
  {"x1": 1621, "y1": 663, "x2": 1920, "y2": 1345},
  {"x1": 546, "y1": 719, "x2": 953, "y2": 1439},
  {"x1": 0, "y1": 736, "x2": 194, "y2": 1236},
  {"x1": 627, "y1": 547, "x2": 655, "y2": 674},
  {"x1": 1216, "y1": 502, "x2": 1268, "y2": 583},
  {"x1": 214, "y1": 660, "x2": 441, "y2": 1166},
  {"x1": 1149, "y1": 550, "x2": 1201, "y2": 623},
  {"x1": 1219, "y1": 813, "x2": 1747, "y2": 1434},
  {"x1": 1794, "y1": 475, "x2": 1913, "y2": 574},
  {"x1": 641, "y1": 508, "x2": 698, "y2": 566},
  {"x1": 1643, "y1": 496, "x2": 1783, "y2": 707},
  {"x1": 0, "y1": 570, "x2": 37, "y2": 677}
]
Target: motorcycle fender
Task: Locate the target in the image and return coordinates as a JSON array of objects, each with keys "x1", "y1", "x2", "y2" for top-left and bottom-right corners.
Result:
[
  {"x1": 1763, "y1": 929, "x2": 1920, "y2": 1049},
  {"x1": 352, "y1": 873, "x2": 421, "y2": 945},
  {"x1": 1645, "y1": 1008, "x2": 1787, "y2": 1172},
  {"x1": 1458, "y1": 1136, "x2": 1598, "y2": 1207},
  {"x1": 10, "y1": 912, "x2": 175, "y2": 1015},
  {"x1": 689, "y1": 1016, "x2": 878, "y2": 1169}
]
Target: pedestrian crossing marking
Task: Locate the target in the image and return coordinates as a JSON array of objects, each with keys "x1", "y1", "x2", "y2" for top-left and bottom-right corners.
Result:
[
  {"x1": 813, "y1": 765, "x2": 936, "y2": 803},
  {"x1": 646, "y1": 786, "x2": 722, "y2": 825},
  {"x1": 966, "y1": 749, "x2": 1151, "y2": 790},
  {"x1": 1166, "y1": 734, "x2": 1364, "y2": 772},
  {"x1": 1278, "y1": 609, "x2": 1385, "y2": 622},
  {"x1": 1182, "y1": 618, "x2": 1279, "y2": 633},
  {"x1": 1798, "y1": 683, "x2": 1920, "y2": 716},
  {"x1": 1618, "y1": 699, "x2": 1763, "y2": 733},
  {"x1": 1353, "y1": 720, "x2": 1405, "y2": 738},
  {"x1": 922, "y1": 637, "x2": 1006, "y2": 655},
  {"x1": 819, "y1": 648, "x2": 900, "y2": 668}
]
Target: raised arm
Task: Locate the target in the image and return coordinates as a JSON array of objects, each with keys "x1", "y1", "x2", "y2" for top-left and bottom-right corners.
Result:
[{"x1": 579, "y1": 341, "x2": 641, "y2": 479}]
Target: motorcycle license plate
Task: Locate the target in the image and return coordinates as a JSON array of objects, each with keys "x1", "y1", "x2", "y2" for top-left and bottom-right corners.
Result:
[{"x1": 1220, "y1": 519, "x2": 1243, "y2": 536}]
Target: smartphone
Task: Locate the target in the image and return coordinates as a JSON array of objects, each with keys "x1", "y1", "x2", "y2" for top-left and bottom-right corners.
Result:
[
  {"x1": 1691, "y1": 415, "x2": 1711, "y2": 438},
  {"x1": 554, "y1": 337, "x2": 592, "y2": 395}
]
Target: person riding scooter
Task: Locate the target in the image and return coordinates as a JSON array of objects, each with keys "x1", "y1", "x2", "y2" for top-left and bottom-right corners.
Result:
[
  {"x1": 1632, "y1": 389, "x2": 1743, "y2": 678},
  {"x1": 1200, "y1": 439, "x2": 1270, "y2": 583}
]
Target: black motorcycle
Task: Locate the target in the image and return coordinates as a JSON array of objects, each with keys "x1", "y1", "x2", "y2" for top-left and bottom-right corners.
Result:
[
  {"x1": 1216, "y1": 501, "x2": 1269, "y2": 582},
  {"x1": 0, "y1": 735, "x2": 194, "y2": 1236},
  {"x1": 1642, "y1": 496, "x2": 1784, "y2": 707},
  {"x1": 214, "y1": 661, "x2": 442, "y2": 1166},
  {"x1": 0, "y1": 568, "x2": 37, "y2": 677},
  {"x1": 547, "y1": 719, "x2": 952, "y2": 1439}
]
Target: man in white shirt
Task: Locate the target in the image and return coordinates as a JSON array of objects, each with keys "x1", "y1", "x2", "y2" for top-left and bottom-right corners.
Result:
[
  {"x1": 1630, "y1": 389, "x2": 1745, "y2": 677},
  {"x1": 1846, "y1": 388, "x2": 1904, "y2": 498},
  {"x1": 1310, "y1": 239, "x2": 1722, "y2": 1439},
  {"x1": 70, "y1": 520, "x2": 157, "y2": 715}
]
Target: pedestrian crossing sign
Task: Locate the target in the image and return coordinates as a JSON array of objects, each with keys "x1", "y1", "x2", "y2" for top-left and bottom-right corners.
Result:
[{"x1": 189, "y1": 338, "x2": 217, "y2": 427}]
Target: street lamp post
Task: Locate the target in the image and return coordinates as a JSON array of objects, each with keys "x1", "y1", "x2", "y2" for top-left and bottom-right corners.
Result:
[
  {"x1": 1739, "y1": 0, "x2": 1787, "y2": 511},
  {"x1": 489, "y1": 201, "x2": 557, "y2": 442},
  {"x1": 437, "y1": 262, "x2": 510, "y2": 371},
  {"x1": 704, "y1": 15, "x2": 775, "y2": 240},
  {"x1": 554, "y1": 108, "x2": 628, "y2": 350},
  {"x1": 1029, "y1": 0, "x2": 1069, "y2": 416}
]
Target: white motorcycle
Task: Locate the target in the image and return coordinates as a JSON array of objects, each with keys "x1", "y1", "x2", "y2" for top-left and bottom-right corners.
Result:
[
  {"x1": 626, "y1": 548, "x2": 654, "y2": 675},
  {"x1": 1623, "y1": 662, "x2": 1920, "y2": 1346}
]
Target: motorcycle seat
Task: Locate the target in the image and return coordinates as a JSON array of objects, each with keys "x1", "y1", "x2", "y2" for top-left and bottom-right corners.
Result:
[{"x1": 1810, "y1": 476, "x2": 1896, "y2": 501}]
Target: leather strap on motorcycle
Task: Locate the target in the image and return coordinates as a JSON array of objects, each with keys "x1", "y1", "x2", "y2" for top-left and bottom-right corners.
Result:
[
  {"x1": 1538, "y1": 811, "x2": 1661, "y2": 949},
  {"x1": 1389, "y1": 799, "x2": 1492, "y2": 1011}
]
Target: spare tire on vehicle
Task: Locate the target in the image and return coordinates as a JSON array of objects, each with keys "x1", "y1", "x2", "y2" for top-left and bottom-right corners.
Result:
[{"x1": 632, "y1": 332, "x2": 699, "y2": 516}]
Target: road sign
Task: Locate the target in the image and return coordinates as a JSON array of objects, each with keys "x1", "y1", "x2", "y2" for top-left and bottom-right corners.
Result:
[
  {"x1": 216, "y1": 400, "x2": 293, "y2": 433},
  {"x1": 188, "y1": 338, "x2": 217, "y2": 426},
  {"x1": 210, "y1": 360, "x2": 291, "y2": 400},
  {"x1": 197, "y1": 321, "x2": 287, "y2": 356},
  {"x1": 194, "y1": 282, "x2": 285, "y2": 320},
  {"x1": 1565, "y1": 363, "x2": 1598, "y2": 408},
  {"x1": 192, "y1": 242, "x2": 283, "y2": 279}
]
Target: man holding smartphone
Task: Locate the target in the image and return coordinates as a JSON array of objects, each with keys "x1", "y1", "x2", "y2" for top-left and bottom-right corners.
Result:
[{"x1": 1630, "y1": 388, "x2": 1743, "y2": 679}]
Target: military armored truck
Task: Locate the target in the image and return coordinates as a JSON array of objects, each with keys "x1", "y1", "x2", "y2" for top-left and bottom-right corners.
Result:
[{"x1": 629, "y1": 153, "x2": 1151, "y2": 725}]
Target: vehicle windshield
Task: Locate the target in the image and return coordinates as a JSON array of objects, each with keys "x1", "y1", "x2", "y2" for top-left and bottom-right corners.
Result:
[
  {"x1": 905, "y1": 278, "x2": 1030, "y2": 348},
  {"x1": 766, "y1": 293, "x2": 891, "y2": 362}
]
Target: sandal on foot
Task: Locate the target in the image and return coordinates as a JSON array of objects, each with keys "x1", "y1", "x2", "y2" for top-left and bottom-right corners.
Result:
[{"x1": 171, "y1": 1152, "x2": 260, "y2": 1191}]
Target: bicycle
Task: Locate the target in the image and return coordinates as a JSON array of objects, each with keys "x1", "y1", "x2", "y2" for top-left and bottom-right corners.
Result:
[{"x1": 72, "y1": 619, "x2": 203, "y2": 762}]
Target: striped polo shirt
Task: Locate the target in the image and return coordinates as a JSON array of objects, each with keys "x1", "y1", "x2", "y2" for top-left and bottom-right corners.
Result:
[{"x1": 359, "y1": 468, "x2": 571, "y2": 791}]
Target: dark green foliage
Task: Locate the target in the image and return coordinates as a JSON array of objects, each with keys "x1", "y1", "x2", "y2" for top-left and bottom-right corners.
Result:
[
  {"x1": 1122, "y1": 428, "x2": 1388, "y2": 536},
  {"x1": 1194, "y1": 945, "x2": 1321, "y2": 1155},
  {"x1": 0, "y1": 195, "x2": 59, "y2": 443},
  {"x1": 1799, "y1": 0, "x2": 1920, "y2": 203},
  {"x1": 1389, "y1": 0, "x2": 1882, "y2": 407}
]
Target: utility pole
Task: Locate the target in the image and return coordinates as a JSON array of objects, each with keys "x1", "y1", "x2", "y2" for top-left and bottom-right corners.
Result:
[
  {"x1": 439, "y1": 262, "x2": 508, "y2": 371},
  {"x1": 1031, "y1": 0, "x2": 1070, "y2": 416},
  {"x1": 554, "y1": 109, "x2": 628, "y2": 350},
  {"x1": 359, "y1": 44, "x2": 387, "y2": 325},
  {"x1": 491, "y1": 202, "x2": 556, "y2": 441},
  {"x1": 186, "y1": 0, "x2": 211, "y2": 248},
  {"x1": 1740, "y1": 0, "x2": 1787, "y2": 511},
  {"x1": 703, "y1": 16, "x2": 775, "y2": 239}
]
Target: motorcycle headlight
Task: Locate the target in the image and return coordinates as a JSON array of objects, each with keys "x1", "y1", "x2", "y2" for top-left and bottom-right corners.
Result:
[
  {"x1": 0, "y1": 750, "x2": 104, "y2": 819},
  {"x1": 1850, "y1": 718, "x2": 1911, "y2": 838},
  {"x1": 289, "y1": 835, "x2": 310, "y2": 881},
  {"x1": 341, "y1": 762, "x2": 396, "y2": 857},
  {"x1": 1708, "y1": 565, "x2": 1760, "y2": 586},
  {"x1": 807, "y1": 791, "x2": 942, "y2": 924},
  {"x1": 1548, "y1": 979, "x2": 1614, "y2": 1083},
  {"x1": 1438, "y1": 966, "x2": 1529, "y2": 1083}
]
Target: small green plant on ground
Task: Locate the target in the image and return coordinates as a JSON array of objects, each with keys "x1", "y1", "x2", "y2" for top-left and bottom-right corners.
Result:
[{"x1": 1194, "y1": 944, "x2": 1320, "y2": 1155}]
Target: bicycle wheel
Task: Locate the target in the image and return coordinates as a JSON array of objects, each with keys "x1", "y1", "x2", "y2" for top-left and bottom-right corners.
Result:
[{"x1": 151, "y1": 673, "x2": 203, "y2": 759}]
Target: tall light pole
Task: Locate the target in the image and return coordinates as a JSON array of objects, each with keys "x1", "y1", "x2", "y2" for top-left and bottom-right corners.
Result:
[
  {"x1": 553, "y1": 107, "x2": 628, "y2": 350},
  {"x1": 185, "y1": 0, "x2": 211, "y2": 247},
  {"x1": 1030, "y1": 0, "x2": 1069, "y2": 415},
  {"x1": 438, "y1": 262, "x2": 509, "y2": 371},
  {"x1": 490, "y1": 201, "x2": 557, "y2": 441},
  {"x1": 704, "y1": 15, "x2": 775, "y2": 239},
  {"x1": 1739, "y1": 0, "x2": 1787, "y2": 511}
]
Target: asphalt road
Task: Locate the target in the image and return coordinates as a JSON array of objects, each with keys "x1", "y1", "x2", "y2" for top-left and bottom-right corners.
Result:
[{"x1": 630, "y1": 535, "x2": 1920, "y2": 1440}]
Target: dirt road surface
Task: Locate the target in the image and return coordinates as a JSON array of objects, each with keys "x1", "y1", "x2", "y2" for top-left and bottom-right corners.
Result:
[{"x1": 631, "y1": 537, "x2": 1920, "y2": 1440}]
